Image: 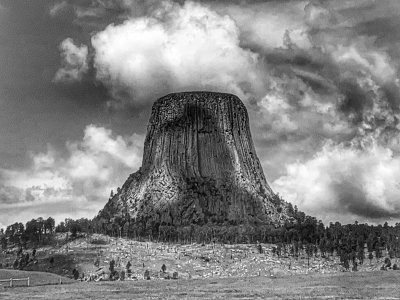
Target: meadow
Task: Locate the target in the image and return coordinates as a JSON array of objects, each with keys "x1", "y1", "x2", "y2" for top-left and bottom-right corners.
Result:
[{"x1": 1, "y1": 270, "x2": 400, "y2": 299}]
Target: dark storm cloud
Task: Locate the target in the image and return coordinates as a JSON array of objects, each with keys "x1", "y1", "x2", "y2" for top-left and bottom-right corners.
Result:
[
  {"x1": 334, "y1": 181, "x2": 400, "y2": 219},
  {"x1": 337, "y1": 79, "x2": 373, "y2": 124}
]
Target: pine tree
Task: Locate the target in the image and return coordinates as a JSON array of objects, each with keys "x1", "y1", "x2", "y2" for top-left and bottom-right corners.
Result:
[{"x1": 368, "y1": 252, "x2": 373, "y2": 265}]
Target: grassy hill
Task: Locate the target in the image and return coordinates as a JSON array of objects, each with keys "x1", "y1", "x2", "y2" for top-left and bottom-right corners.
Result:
[{"x1": 1, "y1": 233, "x2": 397, "y2": 281}]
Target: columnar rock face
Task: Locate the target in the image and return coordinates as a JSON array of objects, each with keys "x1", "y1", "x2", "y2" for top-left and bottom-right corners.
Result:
[{"x1": 99, "y1": 92, "x2": 287, "y2": 229}]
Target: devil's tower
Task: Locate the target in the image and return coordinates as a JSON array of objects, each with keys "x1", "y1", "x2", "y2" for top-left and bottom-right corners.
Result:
[{"x1": 98, "y1": 92, "x2": 288, "y2": 236}]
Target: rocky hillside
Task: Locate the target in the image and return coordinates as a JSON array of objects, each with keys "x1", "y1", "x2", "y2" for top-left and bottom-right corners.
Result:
[
  {"x1": 98, "y1": 92, "x2": 290, "y2": 236},
  {"x1": 1, "y1": 234, "x2": 395, "y2": 281}
]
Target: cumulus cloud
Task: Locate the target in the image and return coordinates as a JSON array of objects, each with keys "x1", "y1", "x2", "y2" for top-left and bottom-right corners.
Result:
[
  {"x1": 64, "y1": 125, "x2": 143, "y2": 200},
  {"x1": 54, "y1": 38, "x2": 89, "y2": 83},
  {"x1": 274, "y1": 142, "x2": 400, "y2": 223},
  {"x1": 0, "y1": 125, "x2": 144, "y2": 224},
  {"x1": 91, "y1": 1, "x2": 267, "y2": 103}
]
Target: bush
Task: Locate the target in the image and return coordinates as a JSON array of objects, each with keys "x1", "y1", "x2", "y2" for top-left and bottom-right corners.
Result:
[
  {"x1": 13, "y1": 259, "x2": 18, "y2": 270},
  {"x1": 384, "y1": 257, "x2": 391, "y2": 268},
  {"x1": 109, "y1": 259, "x2": 115, "y2": 274},
  {"x1": 112, "y1": 271, "x2": 119, "y2": 281},
  {"x1": 73, "y1": 269, "x2": 80, "y2": 280},
  {"x1": 144, "y1": 269, "x2": 150, "y2": 280},
  {"x1": 126, "y1": 261, "x2": 131, "y2": 270},
  {"x1": 94, "y1": 257, "x2": 100, "y2": 267},
  {"x1": 172, "y1": 272, "x2": 178, "y2": 279}
]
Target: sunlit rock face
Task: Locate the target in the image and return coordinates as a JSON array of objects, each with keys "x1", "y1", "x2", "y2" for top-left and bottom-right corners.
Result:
[{"x1": 99, "y1": 92, "x2": 288, "y2": 229}]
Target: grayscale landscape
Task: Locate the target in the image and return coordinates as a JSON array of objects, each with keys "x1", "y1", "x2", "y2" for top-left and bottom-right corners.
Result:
[{"x1": 1, "y1": 0, "x2": 400, "y2": 299}]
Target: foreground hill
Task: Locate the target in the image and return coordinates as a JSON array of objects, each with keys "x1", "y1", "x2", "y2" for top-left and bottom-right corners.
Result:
[{"x1": 1, "y1": 234, "x2": 397, "y2": 280}]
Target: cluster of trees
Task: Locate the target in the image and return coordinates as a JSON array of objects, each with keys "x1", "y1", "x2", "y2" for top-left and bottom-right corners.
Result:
[
  {"x1": 11, "y1": 248, "x2": 37, "y2": 270},
  {"x1": 1, "y1": 217, "x2": 55, "y2": 249},
  {"x1": 55, "y1": 218, "x2": 92, "y2": 238},
  {"x1": 0, "y1": 217, "x2": 97, "y2": 251}
]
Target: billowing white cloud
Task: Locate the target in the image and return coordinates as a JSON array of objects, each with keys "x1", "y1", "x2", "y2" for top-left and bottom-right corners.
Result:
[
  {"x1": 91, "y1": 1, "x2": 267, "y2": 103},
  {"x1": 273, "y1": 141, "x2": 400, "y2": 223},
  {"x1": 64, "y1": 125, "x2": 143, "y2": 200},
  {"x1": 54, "y1": 38, "x2": 89, "y2": 83},
  {"x1": 0, "y1": 125, "x2": 144, "y2": 224}
]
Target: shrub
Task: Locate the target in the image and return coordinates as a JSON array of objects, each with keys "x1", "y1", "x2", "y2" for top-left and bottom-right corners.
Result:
[
  {"x1": 384, "y1": 257, "x2": 391, "y2": 268},
  {"x1": 161, "y1": 264, "x2": 167, "y2": 273},
  {"x1": 144, "y1": 269, "x2": 150, "y2": 280},
  {"x1": 109, "y1": 259, "x2": 115, "y2": 273}
]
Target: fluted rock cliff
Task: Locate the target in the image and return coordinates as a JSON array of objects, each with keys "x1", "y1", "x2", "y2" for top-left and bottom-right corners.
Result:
[{"x1": 98, "y1": 92, "x2": 289, "y2": 233}]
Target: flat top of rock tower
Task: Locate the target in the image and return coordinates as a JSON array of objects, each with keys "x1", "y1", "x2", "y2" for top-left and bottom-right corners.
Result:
[{"x1": 153, "y1": 91, "x2": 246, "y2": 110}]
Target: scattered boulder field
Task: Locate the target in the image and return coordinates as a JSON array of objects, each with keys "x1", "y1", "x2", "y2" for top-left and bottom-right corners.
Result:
[{"x1": 1, "y1": 233, "x2": 398, "y2": 283}]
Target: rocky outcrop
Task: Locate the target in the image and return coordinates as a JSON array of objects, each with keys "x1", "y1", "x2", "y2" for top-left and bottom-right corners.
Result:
[{"x1": 98, "y1": 92, "x2": 288, "y2": 233}]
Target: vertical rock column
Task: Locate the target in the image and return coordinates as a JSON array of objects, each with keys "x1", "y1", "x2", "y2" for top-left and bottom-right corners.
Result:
[{"x1": 100, "y1": 92, "x2": 285, "y2": 228}]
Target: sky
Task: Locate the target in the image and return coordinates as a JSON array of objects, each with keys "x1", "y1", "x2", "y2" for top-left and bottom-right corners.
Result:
[{"x1": 1, "y1": 0, "x2": 400, "y2": 228}]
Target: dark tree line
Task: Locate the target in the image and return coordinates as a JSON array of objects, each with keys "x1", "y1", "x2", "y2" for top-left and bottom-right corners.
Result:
[{"x1": 2, "y1": 205, "x2": 400, "y2": 272}]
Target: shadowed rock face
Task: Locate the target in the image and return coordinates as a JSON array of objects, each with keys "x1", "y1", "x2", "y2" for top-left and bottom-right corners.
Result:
[{"x1": 100, "y1": 92, "x2": 287, "y2": 228}]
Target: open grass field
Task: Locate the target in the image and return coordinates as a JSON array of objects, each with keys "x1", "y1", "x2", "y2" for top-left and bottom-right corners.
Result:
[
  {"x1": 0, "y1": 269, "x2": 74, "y2": 287},
  {"x1": 1, "y1": 270, "x2": 400, "y2": 299}
]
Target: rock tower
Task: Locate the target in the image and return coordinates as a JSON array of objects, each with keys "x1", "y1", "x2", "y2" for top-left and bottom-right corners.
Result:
[{"x1": 98, "y1": 92, "x2": 288, "y2": 236}]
